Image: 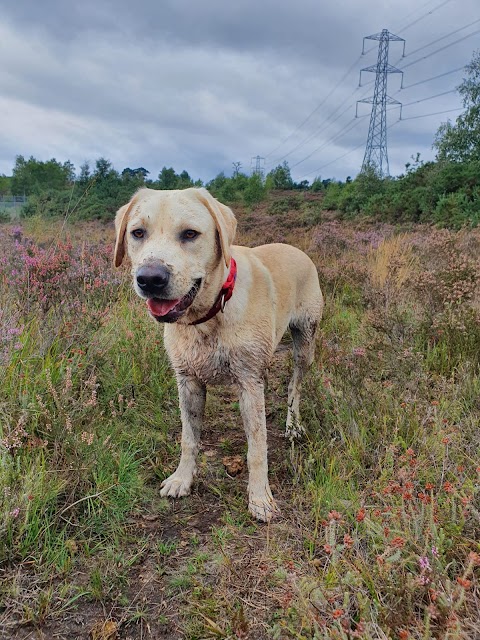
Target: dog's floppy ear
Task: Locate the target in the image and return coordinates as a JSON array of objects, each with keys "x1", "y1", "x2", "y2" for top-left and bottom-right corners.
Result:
[
  {"x1": 114, "y1": 196, "x2": 139, "y2": 267},
  {"x1": 195, "y1": 188, "x2": 237, "y2": 268}
]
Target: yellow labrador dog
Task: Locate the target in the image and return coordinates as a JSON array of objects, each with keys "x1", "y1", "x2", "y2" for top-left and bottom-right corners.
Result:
[{"x1": 114, "y1": 188, "x2": 323, "y2": 521}]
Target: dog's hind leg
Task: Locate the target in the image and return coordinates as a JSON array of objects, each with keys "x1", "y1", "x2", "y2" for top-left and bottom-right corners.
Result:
[
  {"x1": 161, "y1": 375, "x2": 206, "y2": 498},
  {"x1": 285, "y1": 318, "x2": 318, "y2": 439}
]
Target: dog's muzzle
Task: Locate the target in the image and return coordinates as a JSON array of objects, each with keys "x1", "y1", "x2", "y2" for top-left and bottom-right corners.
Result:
[{"x1": 136, "y1": 264, "x2": 170, "y2": 296}]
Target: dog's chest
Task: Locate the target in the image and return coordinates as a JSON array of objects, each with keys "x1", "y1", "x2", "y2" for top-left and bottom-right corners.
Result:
[
  {"x1": 164, "y1": 326, "x2": 267, "y2": 385},
  {"x1": 165, "y1": 329, "x2": 235, "y2": 384}
]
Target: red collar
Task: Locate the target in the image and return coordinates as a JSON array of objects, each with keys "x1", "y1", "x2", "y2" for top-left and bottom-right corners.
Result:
[{"x1": 190, "y1": 258, "x2": 237, "y2": 325}]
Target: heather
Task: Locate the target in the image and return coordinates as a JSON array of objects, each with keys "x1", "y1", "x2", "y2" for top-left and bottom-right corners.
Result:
[{"x1": 0, "y1": 208, "x2": 479, "y2": 639}]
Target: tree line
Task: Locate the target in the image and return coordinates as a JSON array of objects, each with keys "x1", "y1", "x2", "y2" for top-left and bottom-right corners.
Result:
[
  {"x1": 0, "y1": 50, "x2": 478, "y2": 229},
  {"x1": 0, "y1": 152, "x2": 320, "y2": 221},
  {"x1": 316, "y1": 50, "x2": 480, "y2": 229}
]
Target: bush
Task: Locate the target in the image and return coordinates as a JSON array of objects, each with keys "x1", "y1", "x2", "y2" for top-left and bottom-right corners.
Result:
[
  {"x1": 268, "y1": 195, "x2": 302, "y2": 214},
  {"x1": 265, "y1": 162, "x2": 293, "y2": 190},
  {"x1": 321, "y1": 182, "x2": 345, "y2": 211},
  {"x1": 301, "y1": 201, "x2": 323, "y2": 225},
  {"x1": 243, "y1": 174, "x2": 267, "y2": 207},
  {"x1": 310, "y1": 177, "x2": 326, "y2": 192},
  {"x1": 21, "y1": 189, "x2": 73, "y2": 218},
  {"x1": 433, "y1": 189, "x2": 480, "y2": 229}
]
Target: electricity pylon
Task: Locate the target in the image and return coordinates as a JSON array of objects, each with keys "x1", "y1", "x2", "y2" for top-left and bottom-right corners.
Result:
[
  {"x1": 356, "y1": 29, "x2": 405, "y2": 177},
  {"x1": 251, "y1": 155, "x2": 265, "y2": 177}
]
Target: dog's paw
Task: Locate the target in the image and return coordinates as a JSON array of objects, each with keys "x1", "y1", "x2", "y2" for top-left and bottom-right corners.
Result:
[
  {"x1": 248, "y1": 493, "x2": 280, "y2": 522},
  {"x1": 160, "y1": 473, "x2": 193, "y2": 498}
]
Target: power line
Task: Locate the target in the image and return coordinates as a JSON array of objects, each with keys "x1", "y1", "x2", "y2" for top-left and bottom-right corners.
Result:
[
  {"x1": 263, "y1": 0, "x2": 468, "y2": 176},
  {"x1": 399, "y1": 28, "x2": 480, "y2": 70},
  {"x1": 364, "y1": 0, "x2": 454, "y2": 56},
  {"x1": 402, "y1": 88, "x2": 457, "y2": 107},
  {"x1": 267, "y1": 83, "x2": 366, "y2": 167},
  {"x1": 268, "y1": 79, "x2": 379, "y2": 169},
  {"x1": 299, "y1": 104, "x2": 462, "y2": 179},
  {"x1": 266, "y1": 0, "x2": 444, "y2": 161},
  {"x1": 405, "y1": 17, "x2": 480, "y2": 58},
  {"x1": 396, "y1": 0, "x2": 452, "y2": 34},
  {"x1": 303, "y1": 10, "x2": 454, "y2": 175},
  {"x1": 264, "y1": 54, "x2": 363, "y2": 158},
  {"x1": 290, "y1": 116, "x2": 366, "y2": 169},
  {"x1": 269, "y1": 97, "x2": 360, "y2": 167},
  {"x1": 401, "y1": 65, "x2": 464, "y2": 89},
  {"x1": 299, "y1": 103, "x2": 463, "y2": 177},
  {"x1": 401, "y1": 106, "x2": 463, "y2": 120},
  {"x1": 394, "y1": 0, "x2": 449, "y2": 31},
  {"x1": 301, "y1": 141, "x2": 365, "y2": 179},
  {"x1": 300, "y1": 120, "x2": 400, "y2": 179},
  {"x1": 291, "y1": 101, "x2": 404, "y2": 172},
  {"x1": 391, "y1": 19, "x2": 480, "y2": 67}
]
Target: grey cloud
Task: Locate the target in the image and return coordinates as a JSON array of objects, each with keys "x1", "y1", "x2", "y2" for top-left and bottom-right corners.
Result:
[
  {"x1": 0, "y1": 0, "x2": 478, "y2": 182},
  {"x1": 3, "y1": 0, "x2": 373, "y2": 65}
]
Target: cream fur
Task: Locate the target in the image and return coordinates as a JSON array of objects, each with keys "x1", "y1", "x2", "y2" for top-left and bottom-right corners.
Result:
[{"x1": 115, "y1": 187, "x2": 323, "y2": 521}]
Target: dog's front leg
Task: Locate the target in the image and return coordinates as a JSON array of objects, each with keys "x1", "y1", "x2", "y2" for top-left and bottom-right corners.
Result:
[
  {"x1": 160, "y1": 375, "x2": 206, "y2": 498},
  {"x1": 239, "y1": 380, "x2": 279, "y2": 522}
]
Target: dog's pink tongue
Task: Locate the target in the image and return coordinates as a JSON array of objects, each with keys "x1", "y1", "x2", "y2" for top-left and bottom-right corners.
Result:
[{"x1": 146, "y1": 298, "x2": 180, "y2": 316}]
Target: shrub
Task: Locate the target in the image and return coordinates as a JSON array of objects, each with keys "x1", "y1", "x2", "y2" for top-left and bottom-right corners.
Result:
[
  {"x1": 433, "y1": 189, "x2": 480, "y2": 229},
  {"x1": 0, "y1": 210, "x2": 11, "y2": 223},
  {"x1": 268, "y1": 195, "x2": 302, "y2": 215},
  {"x1": 21, "y1": 189, "x2": 73, "y2": 218},
  {"x1": 243, "y1": 174, "x2": 267, "y2": 207},
  {"x1": 321, "y1": 181, "x2": 345, "y2": 211}
]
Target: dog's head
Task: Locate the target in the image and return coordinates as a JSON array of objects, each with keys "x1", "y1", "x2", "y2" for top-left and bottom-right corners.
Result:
[{"x1": 114, "y1": 188, "x2": 237, "y2": 323}]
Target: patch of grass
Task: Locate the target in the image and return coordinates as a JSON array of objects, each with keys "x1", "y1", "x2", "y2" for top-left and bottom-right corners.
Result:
[{"x1": 1, "y1": 216, "x2": 479, "y2": 639}]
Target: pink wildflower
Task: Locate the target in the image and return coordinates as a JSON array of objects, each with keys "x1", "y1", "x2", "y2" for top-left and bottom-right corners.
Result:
[{"x1": 419, "y1": 556, "x2": 431, "y2": 571}]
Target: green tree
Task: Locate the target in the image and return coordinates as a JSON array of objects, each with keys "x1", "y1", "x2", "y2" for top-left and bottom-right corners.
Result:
[
  {"x1": 68, "y1": 157, "x2": 128, "y2": 220},
  {"x1": 293, "y1": 179, "x2": 309, "y2": 190},
  {"x1": 122, "y1": 167, "x2": 150, "y2": 182},
  {"x1": 63, "y1": 160, "x2": 76, "y2": 183},
  {"x1": 78, "y1": 162, "x2": 91, "y2": 187},
  {"x1": 157, "y1": 167, "x2": 178, "y2": 189},
  {"x1": 11, "y1": 155, "x2": 75, "y2": 195},
  {"x1": 266, "y1": 162, "x2": 294, "y2": 190},
  {"x1": 206, "y1": 172, "x2": 228, "y2": 196},
  {"x1": 0, "y1": 175, "x2": 11, "y2": 196},
  {"x1": 434, "y1": 50, "x2": 480, "y2": 162},
  {"x1": 94, "y1": 157, "x2": 116, "y2": 180},
  {"x1": 206, "y1": 172, "x2": 249, "y2": 203},
  {"x1": 310, "y1": 176, "x2": 325, "y2": 192},
  {"x1": 177, "y1": 170, "x2": 194, "y2": 189},
  {"x1": 243, "y1": 173, "x2": 267, "y2": 207}
]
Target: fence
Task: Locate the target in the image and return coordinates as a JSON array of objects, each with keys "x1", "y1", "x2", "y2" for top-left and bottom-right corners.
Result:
[{"x1": 0, "y1": 195, "x2": 28, "y2": 220}]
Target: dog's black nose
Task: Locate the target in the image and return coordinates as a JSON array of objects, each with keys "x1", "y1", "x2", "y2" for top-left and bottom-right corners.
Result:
[{"x1": 136, "y1": 264, "x2": 170, "y2": 295}]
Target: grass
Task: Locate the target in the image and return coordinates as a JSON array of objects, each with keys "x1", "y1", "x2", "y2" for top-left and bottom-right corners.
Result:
[{"x1": 0, "y1": 201, "x2": 479, "y2": 639}]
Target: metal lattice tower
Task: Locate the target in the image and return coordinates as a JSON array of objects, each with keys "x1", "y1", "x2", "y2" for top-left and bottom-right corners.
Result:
[
  {"x1": 251, "y1": 155, "x2": 265, "y2": 177},
  {"x1": 356, "y1": 29, "x2": 405, "y2": 177}
]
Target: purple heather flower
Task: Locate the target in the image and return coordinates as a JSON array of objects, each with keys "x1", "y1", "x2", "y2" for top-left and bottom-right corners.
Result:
[{"x1": 419, "y1": 556, "x2": 431, "y2": 571}]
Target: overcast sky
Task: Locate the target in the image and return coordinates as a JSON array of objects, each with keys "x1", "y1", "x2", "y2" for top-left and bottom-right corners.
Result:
[{"x1": 1, "y1": 0, "x2": 479, "y2": 184}]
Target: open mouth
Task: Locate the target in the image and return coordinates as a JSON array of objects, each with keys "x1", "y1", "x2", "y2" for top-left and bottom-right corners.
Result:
[{"x1": 146, "y1": 279, "x2": 202, "y2": 323}]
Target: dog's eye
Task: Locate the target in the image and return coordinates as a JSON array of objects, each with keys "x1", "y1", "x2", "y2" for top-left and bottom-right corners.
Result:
[
  {"x1": 131, "y1": 229, "x2": 145, "y2": 239},
  {"x1": 182, "y1": 229, "x2": 199, "y2": 241}
]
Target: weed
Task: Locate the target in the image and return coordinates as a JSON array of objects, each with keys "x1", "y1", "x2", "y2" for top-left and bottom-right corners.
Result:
[{"x1": 1, "y1": 215, "x2": 479, "y2": 638}]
